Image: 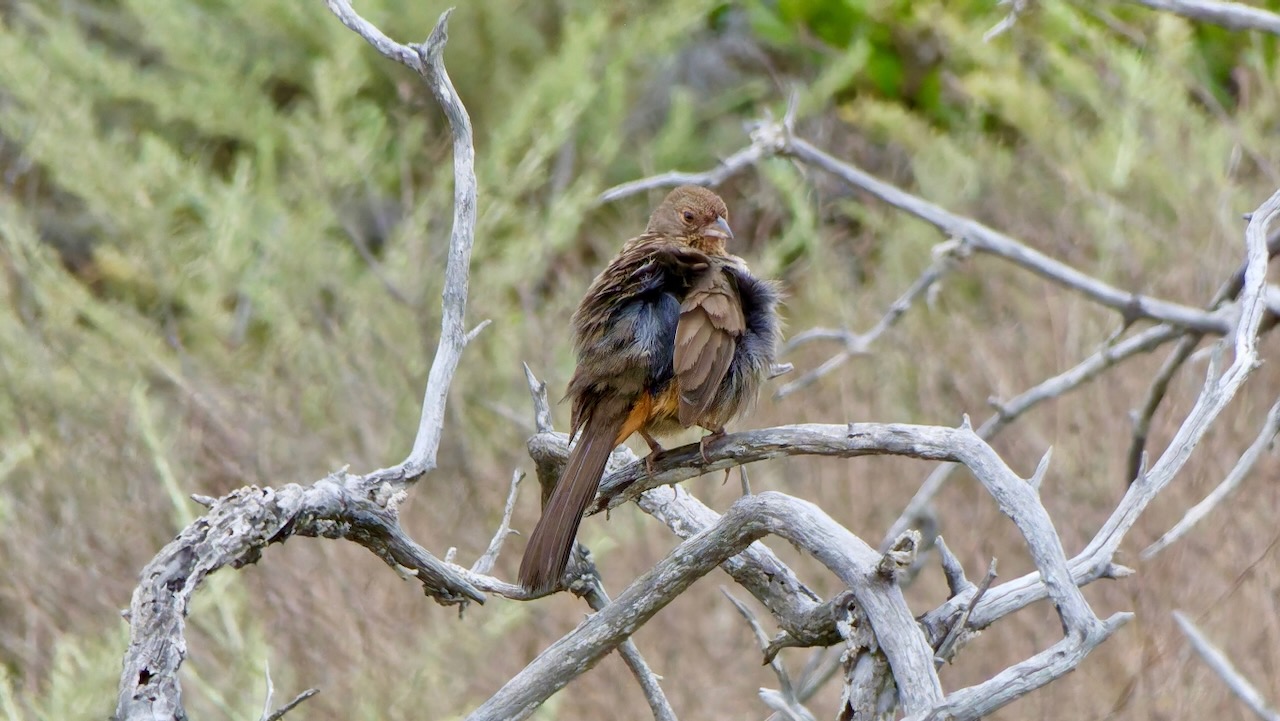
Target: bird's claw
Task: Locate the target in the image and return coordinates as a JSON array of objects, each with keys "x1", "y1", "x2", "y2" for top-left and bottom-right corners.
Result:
[{"x1": 699, "y1": 429, "x2": 725, "y2": 464}]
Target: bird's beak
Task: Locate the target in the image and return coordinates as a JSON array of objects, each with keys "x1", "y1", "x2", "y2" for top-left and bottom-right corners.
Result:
[{"x1": 704, "y1": 216, "x2": 734, "y2": 241}]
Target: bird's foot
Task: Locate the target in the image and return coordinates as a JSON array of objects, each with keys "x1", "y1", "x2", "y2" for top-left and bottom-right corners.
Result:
[
  {"x1": 641, "y1": 431, "x2": 666, "y2": 477},
  {"x1": 699, "y1": 428, "x2": 726, "y2": 464}
]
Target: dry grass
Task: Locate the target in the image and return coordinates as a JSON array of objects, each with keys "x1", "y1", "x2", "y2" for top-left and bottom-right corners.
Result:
[{"x1": 2, "y1": 1, "x2": 1279, "y2": 719}]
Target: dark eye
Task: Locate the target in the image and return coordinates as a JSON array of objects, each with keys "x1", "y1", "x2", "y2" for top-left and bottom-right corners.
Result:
[{"x1": 682, "y1": 210, "x2": 695, "y2": 222}]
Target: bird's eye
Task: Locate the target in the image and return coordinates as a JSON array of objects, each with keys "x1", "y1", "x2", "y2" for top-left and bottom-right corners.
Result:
[{"x1": 682, "y1": 210, "x2": 695, "y2": 222}]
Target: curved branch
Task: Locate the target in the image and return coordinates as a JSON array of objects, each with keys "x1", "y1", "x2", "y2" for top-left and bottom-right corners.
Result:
[
  {"x1": 115, "y1": 7, "x2": 480, "y2": 719},
  {"x1": 337, "y1": 2, "x2": 480, "y2": 489},
  {"x1": 113, "y1": 478, "x2": 485, "y2": 718}
]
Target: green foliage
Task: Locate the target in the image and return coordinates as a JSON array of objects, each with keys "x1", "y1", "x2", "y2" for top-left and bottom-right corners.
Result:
[{"x1": 746, "y1": 0, "x2": 1276, "y2": 129}]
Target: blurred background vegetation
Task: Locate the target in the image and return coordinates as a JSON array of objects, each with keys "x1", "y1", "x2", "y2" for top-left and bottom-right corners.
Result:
[{"x1": 1, "y1": 0, "x2": 1278, "y2": 718}]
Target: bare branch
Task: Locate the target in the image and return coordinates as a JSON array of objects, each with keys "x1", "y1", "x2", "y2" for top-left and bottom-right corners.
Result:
[
  {"x1": 597, "y1": 144, "x2": 768, "y2": 204},
  {"x1": 584, "y1": 580, "x2": 678, "y2": 721},
  {"x1": 525, "y1": 420, "x2": 828, "y2": 641},
  {"x1": 984, "y1": 0, "x2": 1030, "y2": 41},
  {"x1": 1079, "y1": 187, "x2": 1280, "y2": 567},
  {"x1": 522, "y1": 361, "x2": 555, "y2": 435},
  {"x1": 334, "y1": 3, "x2": 479, "y2": 489},
  {"x1": 472, "y1": 469, "x2": 525, "y2": 575},
  {"x1": 264, "y1": 688, "x2": 320, "y2": 721},
  {"x1": 588, "y1": 421, "x2": 1106, "y2": 637},
  {"x1": 530, "y1": 416, "x2": 1122, "y2": 716},
  {"x1": 1174, "y1": 611, "x2": 1280, "y2": 721},
  {"x1": 1127, "y1": 333, "x2": 1202, "y2": 481},
  {"x1": 906, "y1": 612, "x2": 1130, "y2": 721},
  {"x1": 777, "y1": 241, "x2": 962, "y2": 399},
  {"x1": 910, "y1": 189, "x2": 1280, "y2": 706},
  {"x1": 1141, "y1": 396, "x2": 1280, "y2": 559},
  {"x1": 934, "y1": 559, "x2": 997, "y2": 667},
  {"x1": 883, "y1": 322, "x2": 1181, "y2": 548},
  {"x1": 761, "y1": 689, "x2": 820, "y2": 721},
  {"x1": 1122, "y1": 0, "x2": 1280, "y2": 35},
  {"x1": 1126, "y1": 225, "x2": 1280, "y2": 482},
  {"x1": 723, "y1": 586, "x2": 817, "y2": 721},
  {"x1": 781, "y1": 135, "x2": 1229, "y2": 334},
  {"x1": 114, "y1": 476, "x2": 486, "y2": 717},
  {"x1": 935, "y1": 537, "x2": 975, "y2": 599}
]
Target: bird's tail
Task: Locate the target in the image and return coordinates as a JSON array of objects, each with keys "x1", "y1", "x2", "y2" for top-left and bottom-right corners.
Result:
[{"x1": 519, "y1": 412, "x2": 625, "y2": 593}]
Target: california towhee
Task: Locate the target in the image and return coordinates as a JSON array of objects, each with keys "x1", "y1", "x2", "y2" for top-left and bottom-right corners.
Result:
[{"x1": 518, "y1": 185, "x2": 781, "y2": 594}]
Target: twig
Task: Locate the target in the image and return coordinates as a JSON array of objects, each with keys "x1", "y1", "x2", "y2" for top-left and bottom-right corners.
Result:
[
  {"x1": 1173, "y1": 611, "x2": 1280, "y2": 721},
  {"x1": 1126, "y1": 332, "x2": 1202, "y2": 482},
  {"x1": 264, "y1": 689, "x2": 320, "y2": 721},
  {"x1": 882, "y1": 322, "x2": 1181, "y2": 548},
  {"x1": 1126, "y1": 226, "x2": 1280, "y2": 483},
  {"x1": 522, "y1": 362, "x2": 555, "y2": 434},
  {"x1": 722, "y1": 587, "x2": 813, "y2": 719},
  {"x1": 935, "y1": 537, "x2": 975, "y2": 599},
  {"x1": 584, "y1": 579, "x2": 679, "y2": 721},
  {"x1": 1122, "y1": 0, "x2": 1280, "y2": 35},
  {"x1": 472, "y1": 469, "x2": 524, "y2": 575},
  {"x1": 934, "y1": 559, "x2": 997, "y2": 667},
  {"x1": 1141, "y1": 396, "x2": 1280, "y2": 559},
  {"x1": 596, "y1": 143, "x2": 769, "y2": 204},
  {"x1": 984, "y1": 0, "x2": 1030, "y2": 41},
  {"x1": 760, "y1": 689, "x2": 820, "y2": 721},
  {"x1": 781, "y1": 135, "x2": 1229, "y2": 335},
  {"x1": 336, "y1": 3, "x2": 480, "y2": 489},
  {"x1": 777, "y1": 241, "x2": 962, "y2": 399}
]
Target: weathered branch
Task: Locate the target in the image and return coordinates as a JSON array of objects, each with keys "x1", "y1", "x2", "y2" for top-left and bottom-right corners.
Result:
[
  {"x1": 723, "y1": 588, "x2": 819, "y2": 721},
  {"x1": 1174, "y1": 611, "x2": 1280, "y2": 721},
  {"x1": 528, "y1": 418, "x2": 1125, "y2": 718},
  {"x1": 114, "y1": 477, "x2": 486, "y2": 718},
  {"x1": 583, "y1": 579, "x2": 678, "y2": 721},
  {"x1": 342, "y1": 3, "x2": 479, "y2": 489},
  {"x1": 468, "y1": 493, "x2": 944, "y2": 721},
  {"x1": 596, "y1": 143, "x2": 769, "y2": 204},
  {"x1": 581, "y1": 420, "x2": 1106, "y2": 639},
  {"x1": 883, "y1": 322, "x2": 1182, "y2": 547},
  {"x1": 472, "y1": 469, "x2": 524, "y2": 575},
  {"x1": 1126, "y1": 225, "x2": 1280, "y2": 482},
  {"x1": 777, "y1": 240, "x2": 962, "y2": 399},
  {"x1": 780, "y1": 135, "x2": 1229, "y2": 334},
  {"x1": 526, "y1": 429, "x2": 826, "y2": 639},
  {"x1": 1141, "y1": 396, "x2": 1280, "y2": 559},
  {"x1": 115, "y1": 6, "x2": 480, "y2": 719}
]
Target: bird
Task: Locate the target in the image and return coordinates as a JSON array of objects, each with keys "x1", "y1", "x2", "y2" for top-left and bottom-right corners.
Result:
[{"x1": 518, "y1": 185, "x2": 781, "y2": 594}]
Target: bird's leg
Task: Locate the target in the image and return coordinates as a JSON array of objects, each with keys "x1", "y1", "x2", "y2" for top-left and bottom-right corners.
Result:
[{"x1": 640, "y1": 430, "x2": 665, "y2": 477}]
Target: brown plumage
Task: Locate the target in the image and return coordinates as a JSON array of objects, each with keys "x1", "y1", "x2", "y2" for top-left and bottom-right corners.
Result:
[{"x1": 518, "y1": 185, "x2": 781, "y2": 594}]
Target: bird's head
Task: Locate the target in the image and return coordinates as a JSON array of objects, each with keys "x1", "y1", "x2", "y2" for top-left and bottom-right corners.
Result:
[{"x1": 646, "y1": 185, "x2": 733, "y2": 254}]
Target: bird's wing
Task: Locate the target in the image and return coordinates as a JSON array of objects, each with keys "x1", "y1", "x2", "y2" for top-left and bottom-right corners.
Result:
[
  {"x1": 567, "y1": 237, "x2": 712, "y2": 437},
  {"x1": 674, "y1": 263, "x2": 745, "y2": 427}
]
